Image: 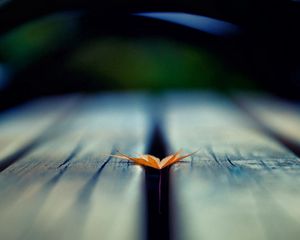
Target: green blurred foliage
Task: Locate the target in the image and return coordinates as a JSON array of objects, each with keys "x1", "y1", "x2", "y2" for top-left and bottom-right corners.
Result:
[
  {"x1": 68, "y1": 37, "x2": 255, "y2": 91},
  {"x1": 0, "y1": 13, "x2": 78, "y2": 70},
  {"x1": 0, "y1": 13, "x2": 255, "y2": 92}
]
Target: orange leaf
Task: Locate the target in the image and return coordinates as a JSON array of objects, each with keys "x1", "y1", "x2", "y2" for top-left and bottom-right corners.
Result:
[{"x1": 111, "y1": 150, "x2": 197, "y2": 169}]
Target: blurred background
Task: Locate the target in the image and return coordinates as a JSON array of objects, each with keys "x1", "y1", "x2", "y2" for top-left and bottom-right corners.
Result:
[{"x1": 0, "y1": 0, "x2": 300, "y2": 109}]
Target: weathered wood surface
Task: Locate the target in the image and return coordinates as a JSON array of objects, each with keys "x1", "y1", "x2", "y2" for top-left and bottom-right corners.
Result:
[
  {"x1": 0, "y1": 95, "x2": 79, "y2": 168},
  {"x1": 163, "y1": 93, "x2": 300, "y2": 240},
  {"x1": 0, "y1": 94, "x2": 149, "y2": 240},
  {"x1": 238, "y1": 93, "x2": 300, "y2": 148},
  {"x1": 1, "y1": 92, "x2": 300, "y2": 240}
]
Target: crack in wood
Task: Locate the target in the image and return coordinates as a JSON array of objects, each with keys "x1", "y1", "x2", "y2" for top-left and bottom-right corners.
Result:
[{"x1": 145, "y1": 123, "x2": 170, "y2": 240}]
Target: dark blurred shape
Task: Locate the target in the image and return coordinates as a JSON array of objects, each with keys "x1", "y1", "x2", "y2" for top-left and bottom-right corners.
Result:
[
  {"x1": 0, "y1": 64, "x2": 10, "y2": 89},
  {"x1": 0, "y1": 12, "x2": 81, "y2": 109},
  {"x1": 0, "y1": 0, "x2": 300, "y2": 109},
  {"x1": 0, "y1": 0, "x2": 10, "y2": 7}
]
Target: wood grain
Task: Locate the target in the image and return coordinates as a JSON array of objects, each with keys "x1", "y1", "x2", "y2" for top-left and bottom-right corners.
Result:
[
  {"x1": 163, "y1": 92, "x2": 300, "y2": 240},
  {"x1": 0, "y1": 94, "x2": 149, "y2": 240},
  {"x1": 0, "y1": 95, "x2": 79, "y2": 168},
  {"x1": 238, "y1": 93, "x2": 300, "y2": 148}
]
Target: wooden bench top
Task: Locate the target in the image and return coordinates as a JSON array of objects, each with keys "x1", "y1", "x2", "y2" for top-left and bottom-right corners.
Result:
[{"x1": 0, "y1": 92, "x2": 299, "y2": 240}]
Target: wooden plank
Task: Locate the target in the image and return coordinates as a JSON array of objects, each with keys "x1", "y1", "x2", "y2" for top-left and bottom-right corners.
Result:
[
  {"x1": 237, "y1": 93, "x2": 300, "y2": 148},
  {"x1": 0, "y1": 95, "x2": 79, "y2": 168},
  {"x1": 0, "y1": 93, "x2": 149, "y2": 240},
  {"x1": 163, "y1": 92, "x2": 300, "y2": 240}
]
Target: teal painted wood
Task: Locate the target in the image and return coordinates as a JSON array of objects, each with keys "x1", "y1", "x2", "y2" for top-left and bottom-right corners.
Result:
[
  {"x1": 163, "y1": 92, "x2": 300, "y2": 240},
  {"x1": 0, "y1": 95, "x2": 80, "y2": 169},
  {"x1": 238, "y1": 93, "x2": 300, "y2": 149},
  {"x1": 0, "y1": 94, "x2": 149, "y2": 240}
]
